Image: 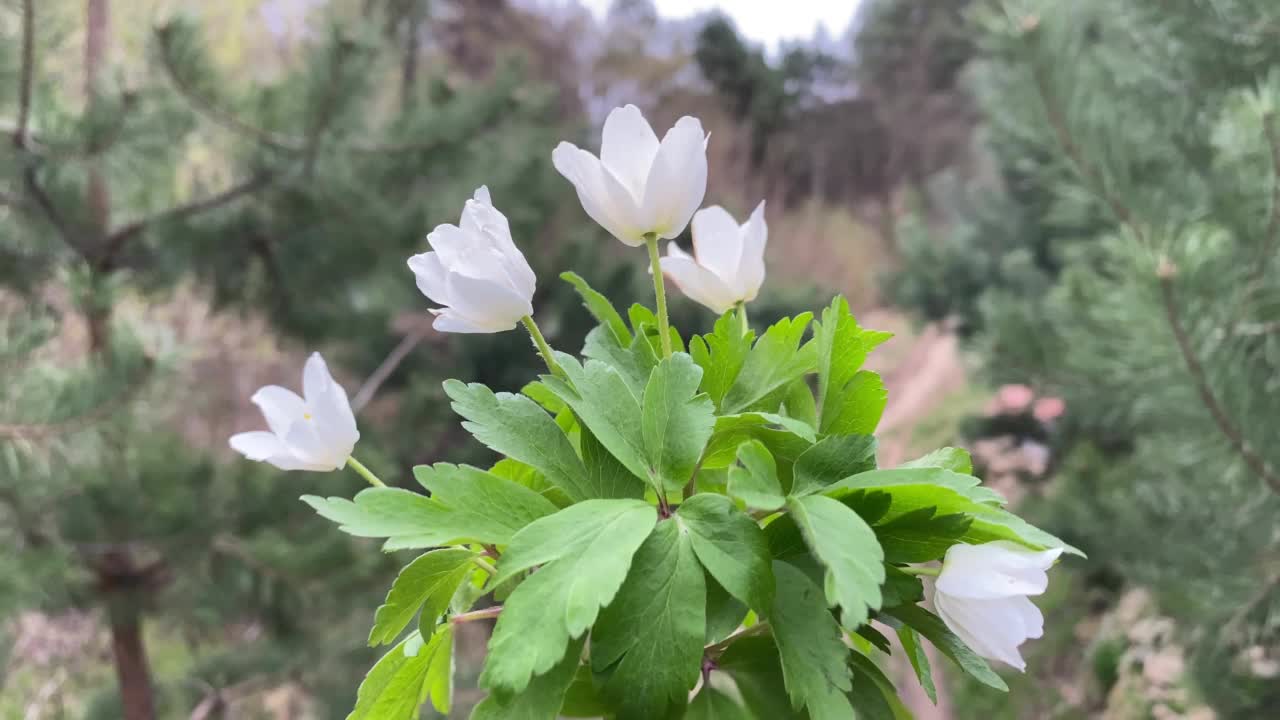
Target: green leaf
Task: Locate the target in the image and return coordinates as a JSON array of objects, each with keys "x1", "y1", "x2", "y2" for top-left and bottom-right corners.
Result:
[
  {"x1": 701, "y1": 413, "x2": 815, "y2": 471},
  {"x1": 580, "y1": 424, "x2": 647, "y2": 500},
  {"x1": 896, "y1": 623, "x2": 937, "y2": 703},
  {"x1": 481, "y1": 500, "x2": 656, "y2": 693},
  {"x1": 787, "y1": 495, "x2": 885, "y2": 628},
  {"x1": 690, "y1": 310, "x2": 754, "y2": 409},
  {"x1": 489, "y1": 458, "x2": 571, "y2": 507},
  {"x1": 592, "y1": 520, "x2": 705, "y2": 720},
  {"x1": 443, "y1": 380, "x2": 594, "y2": 502},
  {"x1": 413, "y1": 463, "x2": 561, "y2": 541},
  {"x1": 543, "y1": 353, "x2": 649, "y2": 485},
  {"x1": 722, "y1": 313, "x2": 817, "y2": 414},
  {"x1": 582, "y1": 325, "x2": 656, "y2": 399},
  {"x1": 685, "y1": 688, "x2": 751, "y2": 719},
  {"x1": 368, "y1": 548, "x2": 476, "y2": 646},
  {"x1": 727, "y1": 439, "x2": 785, "y2": 511},
  {"x1": 875, "y1": 506, "x2": 973, "y2": 563},
  {"x1": 881, "y1": 565, "x2": 925, "y2": 607},
  {"x1": 705, "y1": 574, "x2": 748, "y2": 644},
  {"x1": 561, "y1": 271, "x2": 631, "y2": 345},
  {"x1": 847, "y1": 650, "x2": 914, "y2": 720},
  {"x1": 901, "y1": 446, "x2": 973, "y2": 475},
  {"x1": 630, "y1": 304, "x2": 684, "y2": 354},
  {"x1": 642, "y1": 353, "x2": 716, "y2": 493},
  {"x1": 855, "y1": 624, "x2": 893, "y2": 655},
  {"x1": 677, "y1": 493, "x2": 775, "y2": 613},
  {"x1": 813, "y1": 296, "x2": 892, "y2": 431},
  {"x1": 717, "y1": 635, "x2": 806, "y2": 720},
  {"x1": 471, "y1": 636, "x2": 585, "y2": 720},
  {"x1": 828, "y1": 468, "x2": 1083, "y2": 556},
  {"x1": 560, "y1": 664, "x2": 611, "y2": 718},
  {"x1": 302, "y1": 488, "x2": 469, "y2": 551},
  {"x1": 769, "y1": 561, "x2": 856, "y2": 719},
  {"x1": 348, "y1": 628, "x2": 453, "y2": 720},
  {"x1": 820, "y1": 370, "x2": 887, "y2": 436},
  {"x1": 790, "y1": 434, "x2": 878, "y2": 497},
  {"x1": 886, "y1": 604, "x2": 1008, "y2": 692},
  {"x1": 782, "y1": 377, "x2": 819, "y2": 427}
]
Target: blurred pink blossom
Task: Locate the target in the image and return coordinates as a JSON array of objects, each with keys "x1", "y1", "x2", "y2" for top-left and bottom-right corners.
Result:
[{"x1": 1033, "y1": 396, "x2": 1066, "y2": 422}]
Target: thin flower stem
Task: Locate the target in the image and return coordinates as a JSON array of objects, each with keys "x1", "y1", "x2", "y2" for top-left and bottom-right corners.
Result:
[
  {"x1": 345, "y1": 456, "x2": 386, "y2": 488},
  {"x1": 451, "y1": 606, "x2": 503, "y2": 625},
  {"x1": 644, "y1": 233, "x2": 673, "y2": 358},
  {"x1": 735, "y1": 301, "x2": 749, "y2": 337},
  {"x1": 470, "y1": 556, "x2": 497, "y2": 576},
  {"x1": 704, "y1": 621, "x2": 771, "y2": 658},
  {"x1": 899, "y1": 565, "x2": 941, "y2": 577},
  {"x1": 521, "y1": 315, "x2": 565, "y2": 378}
]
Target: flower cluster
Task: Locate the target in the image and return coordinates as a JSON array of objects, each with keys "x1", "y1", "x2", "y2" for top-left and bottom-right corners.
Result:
[{"x1": 229, "y1": 104, "x2": 1071, "y2": 717}]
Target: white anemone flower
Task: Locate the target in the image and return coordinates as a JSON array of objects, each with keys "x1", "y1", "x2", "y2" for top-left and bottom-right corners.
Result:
[
  {"x1": 933, "y1": 541, "x2": 1063, "y2": 671},
  {"x1": 407, "y1": 186, "x2": 537, "y2": 334},
  {"x1": 552, "y1": 104, "x2": 708, "y2": 246},
  {"x1": 230, "y1": 353, "x2": 359, "y2": 472},
  {"x1": 660, "y1": 201, "x2": 767, "y2": 313}
]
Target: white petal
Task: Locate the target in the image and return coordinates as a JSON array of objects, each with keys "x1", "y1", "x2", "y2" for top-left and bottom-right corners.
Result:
[
  {"x1": 408, "y1": 251, "x2": 451, "y2": 305},
  {"x1": 600, "y1": 104, "x2": 659, "y2": 201},
  {"x1": 459, "y1": 193, "x2": 536, "y2": 298},
  {"x1": 937, "y1": 542, "x2": 1061, "y2": 599},
  {"x1": 690, "y1": 206, "x2": 744, "y2": 279},
  {"x1": 264, "y1": 452, "x2": 328, "y2": 472},
  {"x1": 250, "y1": 385, "x2": 307, "y2": 438},
  {"x1": 431, "y1": 309, "x2": 493, "y2": 334},
  {"x1": 229, "y1": 431, "x2": 287, "y2": 461},
  {"x1": 660, "y1": 251, "x2": 740, "y2": 314},
  {"x1": 553, "y1": 142, "x2": 647, "y2": 246},
  {"x1": 935, "y1": 592, "x2": 1029, "y2": 671},
  {"x1": 472, "y1": 185, "x2": 492, "y2": 205},
  {"x1": 302, "y1": 352, "x2": 359, "y2": 451},
  {"x1": 737, "y1": 200, "x2": 768, "y2": 301},
  {"x1": 641, "y1": 116, "x2": 708, "y2": 240},
  {"x1": 426, "y1": 224, "x2": 489, "y2": 278},
  {"x1": 283, "y1": 421, "x2": 346, "y2": 471}
]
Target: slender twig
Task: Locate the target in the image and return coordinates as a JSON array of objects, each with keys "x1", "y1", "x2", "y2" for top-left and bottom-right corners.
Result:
[
  {"x1": 99, "y1": 171, "x2": 273, "y2": 269},
  {"x1": 1158, "y1": 269, "x2": 1280, "y2": 495},
  {"x1": 451, "y1": 606, "x2": 502, "y2": 625},
  {"x1": 351, "y1": 327, "x2": 429, "y2": 412},
  {"x1": 12, "y1": 0, "x2": 34, "y2": 149},
  {"x1": 1023, "y1": 27, "x2": 1280, "y2": 495}
]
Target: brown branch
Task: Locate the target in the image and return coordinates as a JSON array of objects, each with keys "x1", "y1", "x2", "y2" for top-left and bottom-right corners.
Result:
[
  {"x1": 1158, "y1": 266, "x2": 1280, "y2": 495},
  {"x1": 1024, "y1": 25, "x2": 1280, "y2": 495},
  {"x1": 13, "y1": 0, "x2": 34, "y2": 149},
  {"x1": 351, "y1": 327, "x2": 430, "y2": 413},
  {"x1": 98, "y1": 172, "x2": 273, "y2": 269}
]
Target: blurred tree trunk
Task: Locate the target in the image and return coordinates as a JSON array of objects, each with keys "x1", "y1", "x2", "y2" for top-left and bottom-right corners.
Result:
[
  {"x1": 85, "y1": 0, "x2": 112, "y2": 352},
  {"x1": 108, "y1": 592, "x2": 156, "y2": 720}
]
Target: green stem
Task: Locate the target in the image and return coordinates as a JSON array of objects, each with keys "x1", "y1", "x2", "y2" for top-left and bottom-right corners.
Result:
[
  {"x1": 345, "y1": 456, "x2": 386, "y2": 488},
  {"x1": 645, "y1": 233, "x2": 673, "y2": 358},
  {"x1": 899, "y1": 565, "x2": 941, "y2": 577},
  {"x1": 735, "y1": 301, "x2": 749, "y2": 337},
  {"x1": 451, "y1": 605, "x2": 503, "y2": 625},
  {"x1": 470, "y1": 556, "x2": 497, "y2": 576},
  {"x1": 521, "y1": 315, "x2": 564, "y2": 377}
]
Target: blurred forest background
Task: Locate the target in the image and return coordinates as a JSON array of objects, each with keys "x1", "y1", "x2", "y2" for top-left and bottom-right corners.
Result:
[{"x1": 1, "y1": 0, "x2": 1277, "y2": 719}]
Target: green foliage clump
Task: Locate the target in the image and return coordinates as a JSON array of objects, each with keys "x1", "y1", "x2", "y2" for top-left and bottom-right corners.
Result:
[{"x1": 308, "y1": 277, "x2": 1077, "y2": 719}]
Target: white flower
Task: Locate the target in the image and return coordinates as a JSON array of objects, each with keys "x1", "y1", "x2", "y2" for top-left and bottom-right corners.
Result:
[
  {"x1": 229, "y1": 353, "x2": 360, "y2": 472},
  {"x1": 552, "y1": 104, "x2": 708, "y2": 246},
  {"x1": 932, "y1": 541, "x2": 1063, "y2": 671},
  {"x1": 407, "y1": 186, "x2": 537, "y2": 333},
  {"x1": 660, "y1": 201, "x2": 767, "y2": 313}
]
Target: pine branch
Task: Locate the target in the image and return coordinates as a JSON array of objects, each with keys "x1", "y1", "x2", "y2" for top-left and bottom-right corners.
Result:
[
  {"x1": 1021, "y1": 21, "x2": 1280, "y2": 496},
  {"x1": 1257, "y1": 112, "x2": 1280, "y2": 275},
  {"x1": 98, "y1": 171, "x2": 274, "y2": 270},
  {"x1": 1158, "y1": 266, "x2": 1280, "y2": 495},
  {"x1": 0, "y1": 357, "x2": 152, "y2": 441}
]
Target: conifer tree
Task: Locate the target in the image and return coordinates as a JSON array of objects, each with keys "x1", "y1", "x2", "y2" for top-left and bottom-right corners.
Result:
[{"x1": 885, "y1": 1, "x2": 1280, "y2": 714}]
